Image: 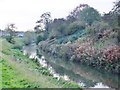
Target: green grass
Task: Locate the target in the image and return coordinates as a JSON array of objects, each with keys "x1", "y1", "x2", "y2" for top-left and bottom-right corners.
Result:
[
  {"x1": 0, "y1": 37, "x2": 81, "y2": 88},
  {"x1": 2, "y1": 58, "x2": 40, "y2": 88},
  {"x1": 0, "y1": 38, "x2": 12, "y2": 55},
  {"x1": 0, "y1": 58, "x2": 2, "y2": 89}
]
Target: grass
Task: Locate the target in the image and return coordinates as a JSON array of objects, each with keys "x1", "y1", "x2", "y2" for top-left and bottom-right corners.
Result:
[
  {"x1": 0, "y1": 58, "x2": 2, "y2": 89},
  {"x1": 2, "y1": 58, "x2": 39, "y2": 88},
  {"x1": 0, "y1": 37, "x2": 81, "y2": 88}
]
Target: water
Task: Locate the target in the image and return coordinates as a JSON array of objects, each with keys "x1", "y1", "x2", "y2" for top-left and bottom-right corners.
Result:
[{"x1": 23, "y1": 45, "x2": 119, "y2": 89}]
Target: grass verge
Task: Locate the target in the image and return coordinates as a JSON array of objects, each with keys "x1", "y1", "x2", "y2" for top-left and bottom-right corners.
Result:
[{"x1": 0, "y1": 37, "x2": 81, "y2": 88}]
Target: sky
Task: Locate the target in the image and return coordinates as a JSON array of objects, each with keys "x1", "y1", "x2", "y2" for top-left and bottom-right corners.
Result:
[{"x1": 0, "y1": 0, "x2": 116, "y2": 31}]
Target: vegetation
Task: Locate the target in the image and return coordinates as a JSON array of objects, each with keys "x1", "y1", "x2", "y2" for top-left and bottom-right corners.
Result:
[
  {"x1": 36, "y1": 2, "x2": 120, "y2": 74},
  {"x1": 0, "y1": 38, "x2": 80, "y2": 88},
  {"x1": 36, "y1": 33, "x2": 46, "y2": 45},
  {"x1": 12, "y1": 37, "x2": 24, "y2": 49},
  {"x1": 23, "y1": 31, "x2": 36, "y2": 45},
  {"x1": 1, "y1": 0, "x2": 120, "y2": 89},
  {"x1": 79, "y1": 6, "x2": 101, "y2": 25},
  {"x1": 4, "y1": 24, "x2": 16, "y2": 44}
]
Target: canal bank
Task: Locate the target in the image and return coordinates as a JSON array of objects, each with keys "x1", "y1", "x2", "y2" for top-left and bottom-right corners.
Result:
[
  {"x1": 1, "y1": 38, "x2": 80, "y2": 88},
  {"x1": 23, "y1": 44, "x2": 120, "y2": 89}
]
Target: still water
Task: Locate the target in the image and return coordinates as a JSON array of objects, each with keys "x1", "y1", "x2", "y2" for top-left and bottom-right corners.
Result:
[{"x1": 23, "y1": 44, "x2": 119, "y2": 89}]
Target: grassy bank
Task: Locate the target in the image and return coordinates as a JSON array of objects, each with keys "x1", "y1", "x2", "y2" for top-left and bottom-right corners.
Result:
[{"x1": 0, "y1": 38, "x2": 81, "y2": 88}]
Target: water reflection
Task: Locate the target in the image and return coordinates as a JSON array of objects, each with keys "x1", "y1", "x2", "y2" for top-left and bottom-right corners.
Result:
[{"x1": 23, "y1": 45, "x2": 119, "y2": 89}]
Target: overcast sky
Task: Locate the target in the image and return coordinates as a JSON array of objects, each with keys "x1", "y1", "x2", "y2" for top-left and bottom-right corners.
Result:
[{"x1": 0, "y1": 0, "x2": 116, "y2": 31}]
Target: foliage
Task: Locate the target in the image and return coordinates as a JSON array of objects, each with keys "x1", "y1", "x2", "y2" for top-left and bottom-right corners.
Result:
[
  {"x1": 102, "y1": 12, "x2": 119, "y2": 27},
  {"x1": 12, "y1": 37, "x2": 24, "y2": 50},
  {"x1": 34, "y1": 12, "x2": 52, "y2": 44},
  {"x1": 102, "y1": 0, "x2": 120, "y2": 27},
  {"x1": 69, "y1": 41, "x2": 120, "y2": 73},
  {"x1": 0, "y1": 38, "x2": 12, "y2": 55},
  {"x1": 5, "y1": 35, "x2": 15, "y2": 44},
  {"x1": 48, "y1": 20, "x2": 85, "y2": 39},
  {"x1": 2, "y1": 58, "x2": 40, "y2": 88},
  {"x1": 38, "y1": 27, "x2": 120, "y2": 73},
  {"x1": 113, "y1": 0, "x2": 120, "y2": 15},
  {"x1": 103, "y1": 45, "x2": 120, "y2": 63},
  {"x1": 67, "y1": 4, "x2": 88, "y2": 19},
  {"x1": 23, "y1": 31, "x2": 36, "y2": 45},
  {"x1": 48, "y1": 19, "x2": 66, "y2": 39},
  {"x1": 79, "y1": 6, "x2": 101, "y2": 25},
  {"x1": 36, "y1": 3, "x2": 120, "y2": 74},
  {"x1": 118, "y1": 29, "x2": 120, "y2": 42},
  {"x1": 36, "y1": 33, "x2": 47, "y2": 45},
  {"x1": 4, "y1": 24, "x2": 16, "y2": 44},
  {"x1": 35, "y1": 12, "x2": 51, "y2": 32},
  {"x1": 1, "y1": 38, "x2": 80, "y2": 88},
  {"x1": 86, "y1": 21, "x2": 110, "y2": 36},
  {"x1": 65, "y1": 21, "x2": 85, "y2": 35}
]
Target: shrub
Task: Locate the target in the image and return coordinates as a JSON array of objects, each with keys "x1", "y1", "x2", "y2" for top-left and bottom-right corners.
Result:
[
  {"x1": 70, "y1": 55, "x2": 76, "y2": 61},
  {"x1": 65, "y1": 21, "x2": 85, "y2": 35},
  {"x1": 12, "y1": 43, "x2": 23, "y2": 50},
  {"x1": 36, "y1": 34, "x2": 46, "y2": 45},
  {"x1": 49, "y1": 29, "x2": 61, "y2": 39},
  {"x1": 117, "y1": 29, "x2": 120, "y2": 42},
  {"x1": 79, "y1": 6, "x2": 101, "y2": 25},
  {"x1": 86, "y1": 21, "x2": 110, "y2": 35},
  {"x1": 103, "y1": 45, "x2": 120, "y2": 63},
  {"x1": 57, "y1": 45, "x2": 73, "y2": 60},
  {"x1": 5, "y1": 36, "x2": 15, "y2": 44},
  {"x1": 24, "y1": 31, "x2": 36, "y2": 45}
]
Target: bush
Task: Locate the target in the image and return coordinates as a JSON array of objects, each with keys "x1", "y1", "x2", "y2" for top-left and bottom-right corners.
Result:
[
  {"x1": 5, "y1": 36, "x2": 15, "y2": 44},
  {"x1": 86, "y1": 21, "x2": 110, "y2": 35},
  {"x1": 13, "y1": 43, "x2": 23, "y2": 50},
  {"x1": 79, "y1": 6, "x2": 101, "y2": 25},
  {"x1": 49, "y1": 29, "x2": 61, "y2": 39},
  {"x1": 70, "y1": 55, "x2": 76, "y2": 61},
  {"x1": 117, "y1": 29, "x2": 120, "y2": 42},
  {"x1": 57, "y1": 45, "x2": 73, "y2": 60},
  {"x1": 65, "y1": 21, "x2": 85, "y2": 35},
  {"x1": 36, "y1": 33, "x2": 46, "y2": 45},
  {"x1": 12, "y1": 37, "x2": 24, "y2": 50},
  {"x1": 24, "y1": 31, "x2": 36, "y2": 45}
]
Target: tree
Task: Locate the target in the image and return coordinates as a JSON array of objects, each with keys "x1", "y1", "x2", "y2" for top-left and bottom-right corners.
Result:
[
  {"x1": 113, "y1": 0, "x2": 120, "y2": 14},
  {"x1": 35, "y1": 12, "x2": 52, "y2": 33},
  {"x1": 34, "y1": 12, "x2": 52, "y2": 44},
  {"x1": 5, "y1": 24, "x2": 16, "y2": 43},
  {"x1": 102, "y1": 12, "x2": 118, "y2": 27},
  {"x1": 48, "y1": 18, "x2": 66, "y2": 39},
  {"x1": 79, "y1": 7, "x2": 101, "y2": 25},
  {"x1": 112, "y1": 0, "x2": 120, "y2": 43},
  {"x1": 67, "y1": 4, "x2": 88, "y2": 19},
  {"x1": 67, "y1": 4, "x2": 101, "y2": 25},
  {"x1": 102, "y1": 0, "x2": 120, "y2": 27},
  {"x1": 113, "y1": 0, "x2": 120, "y2": 26},
  {"x1": 67, "y1": 4, "x2": 88, "y2": 23},
  {"x1": 86, "y1": 21, "x2": 110, "y2": 36},
  {"x1": 65, "y1": 21, "x2": 85, "y2": 35}
]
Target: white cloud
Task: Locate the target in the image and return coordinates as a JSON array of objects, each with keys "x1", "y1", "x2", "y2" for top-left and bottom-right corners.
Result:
[{"x1": 0, "y1": 0, "x2": 115, "y2": 31}]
